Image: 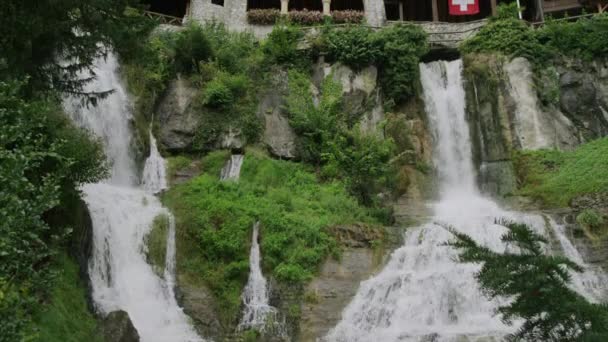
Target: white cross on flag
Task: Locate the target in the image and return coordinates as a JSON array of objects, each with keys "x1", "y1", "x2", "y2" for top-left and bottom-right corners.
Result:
[{"x1": 449, "y1": 0, "x2": 480, "y2": 15}]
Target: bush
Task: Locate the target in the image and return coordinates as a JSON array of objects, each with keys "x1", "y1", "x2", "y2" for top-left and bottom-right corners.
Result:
[
  {"x1": 325, "y1": 25, "x2": 379, "y2": 70},
  {"x1": 374, "y1": 24, "x2": 429, "y2": 104},
  {"x1": 331, "y1": 10, "x2": 365, "y2": 24},
  {"x1": 0, "y1": 82, "x2": 106, "y2": 341},
  {"x1": 247, "y1": 9, "x2": 281, "y2": 25},
  {"x1": 203, "y1": 78, "x2": 234, "y2": 108},
  {"x1": 174, "y1": 24, "x2": 213, "y2": 73},
  {"x1": 538, "y1": 13, "x2": 608, "y2": 61},
  {"x1": 288, "y1": 10, "x2": 324, "y2": 25},
  {"x1": 577, "y1": 209, "x2": 605, "y2": 232},
  {"x1": 263, "y1": 24, "x2": 310, "y2": 70}
]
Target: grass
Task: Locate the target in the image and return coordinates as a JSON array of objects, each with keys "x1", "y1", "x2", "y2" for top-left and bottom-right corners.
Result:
[
  {"x1": 29, "y1": 254, "x2": 101, "y2": 342},
  {"x1": 145, "y1": 214, "x2": 170, "y2": 275},
  {"x1": 162, "y1": 150, "x2": 381, "y2": 325},
  {"x1": 514, "y1": 137, "x2": 608, "y2": 207}
]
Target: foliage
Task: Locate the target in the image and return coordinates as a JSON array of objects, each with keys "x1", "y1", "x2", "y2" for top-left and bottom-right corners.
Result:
[
  {"x1": 288, "y1": 10, "x2": 325, "y2": 25},
  {"x1": 145, "y1": 214, "x2": 170, "y2": 273},
  {"x1": 373, "y1": 24, "x2": 428, "y2": 104},
  {"x1": 0, "y1": 82, "x2": 106, "y2": 341},
  {"x1": 325, "y1": 129, "x2": 394, "y2": 205},
  {"x1": 325, "y1": 26, "x2": 380, "y2": 70},
  {"x1": 0, "y1": 0, "x2": 137, "y2": 99},
  {"x1": 174, "y1": 24, "x2": 214, "y2": 74},
  {"x1": 577, "y1": 209, "x2": 605, "y2": 232},
  {"x1": 163, "y1": 152, "x2": 380, "y2": 323},
  {"x1": 513, "y1": 138, "x2": 608, "y2": 207},
  {"x1": 262, "y1": 25, "x2": 310, "y2": 70},
  {"x1": 29, "y1": 255, "x2": 102, "y2": 342},
  {"x1": 202, "y1": 78, "x2": 235, "y2": 108},
  {"x1": 323, "y1": 24, "x2": 428, "y2": 104},
  {"x1": 461, "y1": 5, "x2": 608, "y2": 64},
  {"x1": 537, "y1": 13, "x2": 608, "y2": 61},
  {"x1": 331, "y1": 10, "x2": 365, "y2": 24},
  {"x1": 286, "y1": 71, "x2": 343, "y2": 164},
  {"x1": 448, "y1": 220, "x2": 608, "y2": 341},
  {"x1": 247, "y1": 9, "x2": 282, "y2": 25}
]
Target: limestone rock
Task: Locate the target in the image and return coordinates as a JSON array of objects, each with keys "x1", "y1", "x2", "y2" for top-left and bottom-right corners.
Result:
[
  {"x1": 258, "y1": 70, "x2": 298, "y2": 159},
  {"x1": 158, "y1": 77, "x2": 200, "y2": 152},
  {"x1": 175, "y1": 280, "x2": 222, "y2": 340},
  {"x1": 299, "y1": 226, "x2": 400, "y2": 341},
  {"x1": 101, "y1": 310, "x2": 140, "y2": 342}
]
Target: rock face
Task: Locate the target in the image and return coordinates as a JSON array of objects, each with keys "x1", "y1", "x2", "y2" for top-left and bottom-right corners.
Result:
[
  {"x1": 101, "y1": 310, "x2": 140, "y2": 342},
  {"x1": 258, "y1": 70, "x2": 298, "y2": 159},
  {"x1": 158, "y1": 77, "x2": 200, "y2": 152},
  {"x1": 298, "y1": 225, "x2": 401, "y2": 341},
  {"x1": 463, "y1": 54, "x2": 608, "y2": 198},
  {"x1": 175, "y1": 279, "x2": 222, "y2": 340}
]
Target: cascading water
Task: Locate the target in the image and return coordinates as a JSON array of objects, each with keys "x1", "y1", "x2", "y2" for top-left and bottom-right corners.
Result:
[
  {"x1": 142, "y1": 128, "x2": 168, "y2": 193},
  {"x1": 238, "y1": 222, "x2": 284, "y2": 335},
  {"x1": 325, "y1": 60, "x2": 607, "y2": 342},
  {"x1": 220, "y1": 154, "x2": 245, "y2": 181},
  {"x1": 64, "y1": 53, "x2": 202, "y2": 342}
]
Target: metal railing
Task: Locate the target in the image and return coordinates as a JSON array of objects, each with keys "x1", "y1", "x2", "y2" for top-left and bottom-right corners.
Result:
[{"x1": 144, "y1": 11, "x2": 183, "y2": 26}]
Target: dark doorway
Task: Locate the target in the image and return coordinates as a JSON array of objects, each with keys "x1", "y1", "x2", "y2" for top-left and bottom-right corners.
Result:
[
  {"x1": 289, "y1": 0, "x2": 323, "y2": 11},
  {"x1": 331, "y1": 0, "x2": 364, "y2": 11},
  {"x1": 248, "y1": 0, "x2": 281, "y2": 10},
  {"x1": 142, "y1": 0, "x2": 189, "y2": 17}
]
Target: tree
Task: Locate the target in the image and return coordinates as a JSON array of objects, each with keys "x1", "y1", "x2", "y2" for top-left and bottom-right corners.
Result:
[
  {"x1": 0, "y1": 0, "x2": 139, "y2": 99},
  {"x1": 447, "y1": 220, "x2": 608, "y2": 341}
]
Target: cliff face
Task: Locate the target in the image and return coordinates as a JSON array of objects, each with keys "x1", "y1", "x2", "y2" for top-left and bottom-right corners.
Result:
[{"x1": 463, "y1": 54, "x2": 608, "y2": 198}]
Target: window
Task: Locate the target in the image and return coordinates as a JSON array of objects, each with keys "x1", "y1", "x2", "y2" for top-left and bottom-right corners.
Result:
[{"x1": 212, "y1": 0, "x2": 224, "y2": 6}]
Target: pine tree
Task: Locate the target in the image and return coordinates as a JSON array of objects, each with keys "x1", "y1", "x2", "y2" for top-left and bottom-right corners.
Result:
[{"x1": 447, "y1": 220, "x2": 608, "y2": 341}]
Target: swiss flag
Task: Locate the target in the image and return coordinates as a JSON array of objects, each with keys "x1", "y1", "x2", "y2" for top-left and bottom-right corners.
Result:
[{"x1": 449, "y1": 0, "x2": 480, "y2": 15}]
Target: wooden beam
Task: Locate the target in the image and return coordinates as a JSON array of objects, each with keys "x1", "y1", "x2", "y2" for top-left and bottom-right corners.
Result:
[
  {"x1": 491, "y1": 0, "x2": 497, "y2": 16},
  {"x1": 432, "y1": 0, "x2": 439, "y2": 22},
  {"x1": 399, "y1": 0, "x2": 404, "y2": 21}
]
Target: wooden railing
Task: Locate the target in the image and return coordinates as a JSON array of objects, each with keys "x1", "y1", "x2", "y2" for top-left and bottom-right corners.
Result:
[{"x1": 144, "y1": 11, "x2": 183, "y2": 26}]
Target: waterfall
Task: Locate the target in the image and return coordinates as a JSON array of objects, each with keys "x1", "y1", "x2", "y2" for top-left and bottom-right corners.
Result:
[
  {"x1": 324, "y1": 60, "x2": 607, "y2": 342},
  {"x1": 142, "y1": 129, "x2": 168, "y2": 193},
  {"x1": 220, "y1": 154, "x2": 244, "y2": 181},
  {"x1": 238, "y1": 222, "x2": 284, "y2": 335},
  {"x1": 64, "y1": 53, "x2": 202, "y2": 342}
]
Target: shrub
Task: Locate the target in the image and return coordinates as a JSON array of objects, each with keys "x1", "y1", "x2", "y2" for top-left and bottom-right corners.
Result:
[
  {"x1": 203, "y1": 79, "x2": 234, "y2": 108},
  {"x1": 263, "y1": 24, "x2": 310, "y2": 69},
  {"x1": 288, "y1": 9, "x2": 324, "y2": 25},
  {"x1": 331, "y1": 10, "x2": 365, "y2": 24},
  {"x1": 325, "y1": 25, "x2": 379, "y2": 70},
  {"x1": 374, "y1": 24, "x2": 429, "y2": 104},
  {"x1": 174, "y1": 24, "x2": 213, "y2": 73},
  {"x1": 247, "y1": 9, "x2": 281, "y2": 25},
  {"x1": 577, "y1": 209, "x2": 605, "y2": 232}
]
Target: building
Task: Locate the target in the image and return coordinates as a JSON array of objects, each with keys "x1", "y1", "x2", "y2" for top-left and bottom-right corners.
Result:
[{"x1": 140, "y1": 0, "x2": 605, "y2": 37}]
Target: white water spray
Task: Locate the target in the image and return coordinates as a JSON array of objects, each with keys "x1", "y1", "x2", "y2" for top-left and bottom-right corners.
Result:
[
  {"x1": 220, "y1": 154, "x2": 244, "y2": 181},
  {"x1": 142, "y1": 129, "x2": 168, "y2": 193},
  {"x1": 238, "y1": 222, "x2": 284, "y2": 335},
  {"x1": 325, "y1": 60, "x2": 606, "y2": 342},
  {"x1": 64, "y1": 53, "x2": 202, "y2": 342}
]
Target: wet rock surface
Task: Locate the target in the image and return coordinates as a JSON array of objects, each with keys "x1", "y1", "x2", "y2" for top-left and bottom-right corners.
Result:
[{"x1": 101, "y1": 310, "x2": 140, "y2": 342}]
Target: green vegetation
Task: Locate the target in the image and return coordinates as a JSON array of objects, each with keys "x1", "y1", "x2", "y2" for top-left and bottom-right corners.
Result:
[
  {"x1": 577, "y1": 209, "x2": 606, "y2": 235},
  {"x1": 461, "y1": 4, "x2": 608, "y2": 64},
  {"x1": 285, "y1": 70, "x2": 395, "y2": 205},
  {"x1": 0, "y1": 82, "x2": 107, "y2": 341},
  {"x1": 146, "y1": 214, "x2": 170, "y2": 273},
  {"x1": 513, "y1": 137, "x2": 608, "y2": 207},
  {"x1": 163, "y1": 151, "x2": 381, "y2": 323},
  {"x1": 449, "y1": 220, "x2": 608, "y2": 341},
  {"x1": 29, "y1": 255, "x2": 102, "y2": 342},
  {"x1": 323, "y1": 24, "x2": 429, "y2": 104}
]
